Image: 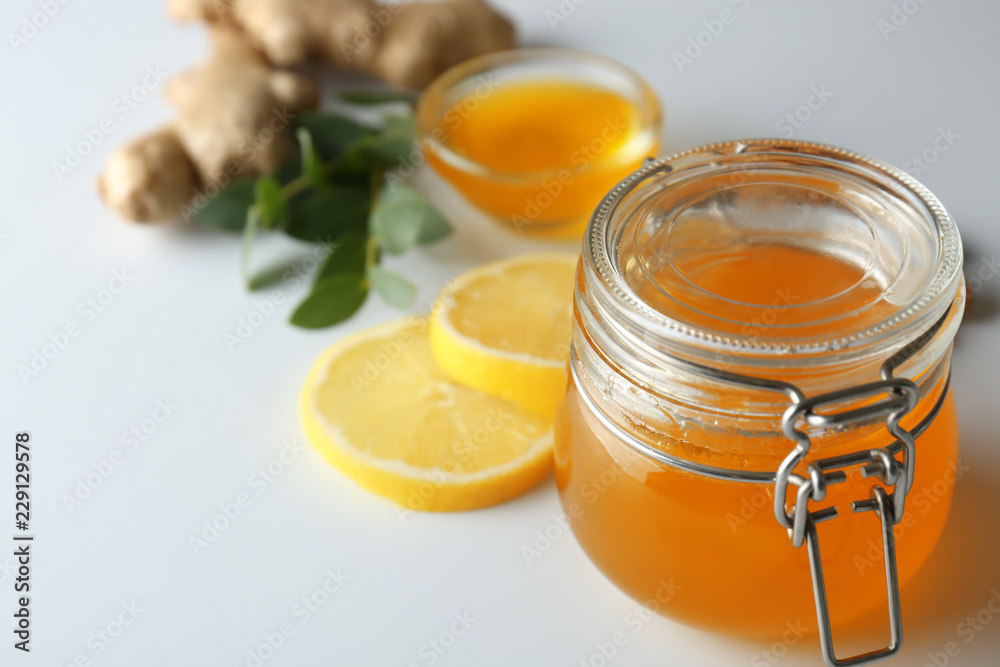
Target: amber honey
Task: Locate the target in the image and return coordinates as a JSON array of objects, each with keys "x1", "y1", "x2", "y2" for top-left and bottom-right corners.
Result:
[
  {"x1": 556, "y1": 244, "x2": 959, "y2": 638},
  {"x1": 417, "y1": 49, "x2": 661, "y2": 237},
  {"x1": 556, "y1": 140, "x2": 966, "y2": 651}
]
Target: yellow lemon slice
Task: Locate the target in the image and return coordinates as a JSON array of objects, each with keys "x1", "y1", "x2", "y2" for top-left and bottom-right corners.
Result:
[
  {"x1": 430, "y1": 254, "x2": 577, "y2": 418},
  {"x1": 301, "y1": 318, "x2": 553, "y2": 511}
]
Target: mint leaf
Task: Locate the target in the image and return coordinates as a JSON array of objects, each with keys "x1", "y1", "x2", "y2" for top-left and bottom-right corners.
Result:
[
  {"x1": 297, "y1": 113, "x2": 376, "y2": 160},
  {"x1": 370, "y1": 184, "x2": 451, "y2": 252},
  {"x1": 417, "y1": 208, "x2": 451, "y2": 243},
  {"x1": 254, "y1": 176, "x2": 286, "y2": 229},
  {"x1": 370, "y1": 200, "x2": 422, "y2": 254},
  {"x1": 297, "y1": 128, "x2": 326, "y2": 188},
  {"x1": 316, "y1": 232, "x2": 368, "y2": 283},
  {"x1": 388, "y1": 184, "x2": 450, "y2": 242},
  {"x1": 248, "y1": 255, "x2": 313, "y2": 292},
  {"x1": 286, "y1": 184, "x2": 370, "y2": 243},
  {"x1": 290, "y1": 274, "x2": 367, "y2": 328},
  {"x1": 195, "y1": 179, "x2": 255, "y2": 231},
  {"x1": 241, "y1": 208, "x2": 260, "y2": 287},
  {"x1": 340, "y1": 133, "x2": 414, "y2": 172},
  {"x1": 337, "y1": 89, "x2": 418, "y2": 106},
  {"x1": 368, "y1": 266, "x2": 416, "y2": 308},
  {"x1": 383, "y1": 115, "x2": 417, "y2": 141}
]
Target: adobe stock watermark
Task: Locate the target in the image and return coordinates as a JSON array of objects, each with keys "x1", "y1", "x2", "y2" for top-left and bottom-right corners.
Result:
[
  {"x1": 348, "y1": 281, "x2": 466, "y2": 395},
  {"x1": 395, "y1": 406, "x2": 515, "y2": 523},
  {"x1": 51, "y1": 67, "x2": 170, "y2": 181},
  {"x1": 854, "y1": 458, "x2": 970, "y2": 576},
  {"x1": 710, "y1": 284, "x2": 799, "y2": 375},
  {"x1": 384, "y1": 73, "x2": 501, "y2": 188},
  {"x1": 56, "y1": 601, "x2": 145, "y2": 667},
  {"x1": 740, "y1": 288, "x2": 798, "y2": 338},
  {"x1": 223, "y1": 292, "x2": 286, "y2": 352},
  {"x1": 224, "y1": 242, "x2": 337, "y2": 351},
  {"x1": 672, "y1": 0, "x2": 754, "y2": 73},
  {"x1": 521, "y1": 465, "x2": 627, "y2": 565},
  {"x1": 725, "y1": 486, "x2": 775, "y2": 534},
  {"x1": 877, "y1": 0, "x2": 933, "y2": 41},
  {"x1": 179, "y1": 106, "x2": 298, "y2": 224},
  {"x1": 901, "y1": 126, "x2": 959, "y2": 179},
  {"x1": 774, "y1": 85, "x2": 833, "y2": 138},
  {"x1": 17, "y1": 269, "x2": 136, "y2": 385},
  {"x1": 7, "y1": 0, "x2": 73, "y2": 54},
  {"x1": 578, "y1": 578, "x2": 683, "y2": 667},
  {"x1": 509, "y1": 115, "x2": 631, "y2": 234},
  {"x1": 340, "y1": 0, "x2": 404, "y2": 63},
  {"x1": 406, "y1": 610, "x2": 477, "y2": 667},
  {"x1": 233, "y1": 567, "x2": 350, "y2": 667},
  {"x1": 749, "y1": 620, "x2": 808, "y2": 666},
  {"x1": 545, "y1": 0, "x2": 589, "y2": 30},
  {"x1": 188, "y1": 438, "x2": 308, "y2": 556},
  {"x1": 61, "y1": 398, "x2": 180, "y2": 513},
  {"x1": 967, "y1": 253, "x2": 1000, "y2": 295},
  {"x1": 348, "y1": 314, "x2": 428, "y2": 394},
  {"x1": 922, "y1": 588, "x2": 1000, "y2": 667}
]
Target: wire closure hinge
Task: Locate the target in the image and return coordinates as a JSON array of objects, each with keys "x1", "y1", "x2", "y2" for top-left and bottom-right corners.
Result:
[{"x1": 774, "y1": 377, "x2": 919, "y2": 667}]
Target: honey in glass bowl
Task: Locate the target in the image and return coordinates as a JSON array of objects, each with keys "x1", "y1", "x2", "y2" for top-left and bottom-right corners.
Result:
[
  {"x1": 417, "y1": 48, "x2": 661, "y2": 238},
  {"x1": 556, "y1": 140, "x2": 964, "y2": 665}
]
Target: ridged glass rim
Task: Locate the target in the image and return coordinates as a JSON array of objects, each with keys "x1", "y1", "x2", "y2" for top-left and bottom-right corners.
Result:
[{"x1": 585, "y1": 138, "x2": 963, "y2": 361}]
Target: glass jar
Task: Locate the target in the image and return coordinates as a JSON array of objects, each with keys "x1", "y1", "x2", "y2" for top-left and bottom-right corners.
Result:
[{"x1": 555, "y1": 140, "x2": 964, "y2": 665}]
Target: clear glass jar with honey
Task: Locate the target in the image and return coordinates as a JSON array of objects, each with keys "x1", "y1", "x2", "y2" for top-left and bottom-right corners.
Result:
[{"x1": 555, "y1": 140, "x2": 965, "y2": 665}]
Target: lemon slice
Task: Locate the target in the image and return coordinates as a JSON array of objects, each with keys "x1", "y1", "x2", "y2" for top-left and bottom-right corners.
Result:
[
  {"x1": 430, "y1": 254, "x2": 577, "y2": 418},
  {"x1": 300, "y1": 318, "x2": 553, "y2": 511}
]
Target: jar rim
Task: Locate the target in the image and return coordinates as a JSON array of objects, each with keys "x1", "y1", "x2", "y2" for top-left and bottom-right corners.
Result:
[{"x1": 584, "y1": 139, "x2": 964, "y2": 366}]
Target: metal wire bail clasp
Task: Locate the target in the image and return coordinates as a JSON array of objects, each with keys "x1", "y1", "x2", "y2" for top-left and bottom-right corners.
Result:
[{"x1": 774, "y1": 378, "x2": 920, "y2": 667}]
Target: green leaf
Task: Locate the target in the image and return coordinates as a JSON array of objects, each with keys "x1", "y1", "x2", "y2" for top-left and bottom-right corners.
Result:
[
  {"x1": 247, "y1": 255, "x2": 311, "y2": 292},
  {"x1": 297, "y1": 113, "x2": 376, "y2": 160},
  {"x1": 386, "y1": 184, "x2": 451, "y2": 243},
  {"x1": 289, "y1": 274, "x2": 368, "y2": 329},
  {"x1": 195, "y1": 179, "x2": 255, "y2": 231},
  {"x1": 340, "y1": 132, "x2": 414, "y2": 172},
  {"x1": 383, "y1": 114, "x2": 417, "y2": 140},
  {"x1": 337, "y1": 88, "x2": 418, "y2": 106},
  {"x1": 254, "y1": 176, "x2": 286, "y2": 229},
  {"x1": 316, "y1": 232, "x2": 368, "y2": 283},
  {"x1": 285, "y1": 184, "x2": 370, "y2": 243},
  {"x1": 273, "y1": 159, "x2": 313, "y2": 212},
  {"x1": 416, "y1": 208, "x2": 451, "y2": 243},
  {"x1": 241, "y1": 208, "x2": 260, "y2": 287},
  {"x1": 274, "y1": 159, "x2": 303, "y2": 184},
  {"x1": 297, "y1": 128, "x2": 326, "y2": 188},
  {"x1": 370, "y1": 184, "x2": 451, "y2": 252},
  {"x1": 367, "y1": 266, "x2": 416, "y2": 308},
  {"x1": 370, "y1": 199, "x2": 422, "y2": 255}
]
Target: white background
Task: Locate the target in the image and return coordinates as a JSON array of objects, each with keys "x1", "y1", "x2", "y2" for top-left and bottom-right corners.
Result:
[{"x1": 2, "y1": 0, "x2": 1000, "y2": 666}]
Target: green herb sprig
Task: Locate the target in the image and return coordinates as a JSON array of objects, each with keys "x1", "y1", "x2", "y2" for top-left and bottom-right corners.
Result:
[{"x1": 194, "y1": 89, "x2": 448, "y2": 329}]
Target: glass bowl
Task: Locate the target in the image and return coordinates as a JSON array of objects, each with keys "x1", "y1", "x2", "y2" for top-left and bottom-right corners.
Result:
[{"x1": 416, "y1": 48, "x2": 662, "y2": 239}]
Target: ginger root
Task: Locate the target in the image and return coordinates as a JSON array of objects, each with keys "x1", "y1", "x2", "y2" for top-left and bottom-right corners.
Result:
[
  {"x1": 99, "y1": 26, "x2": 318, "y2": 222},
  {"x1": 101, "y1": 0, "x2": 515, "y2": 222},
  {"x1": 98, "y1": 129, "x2": 198, "y2": 223},
  {"x1": 167, "y1": 0, "x2": 516, "y2": 89}
]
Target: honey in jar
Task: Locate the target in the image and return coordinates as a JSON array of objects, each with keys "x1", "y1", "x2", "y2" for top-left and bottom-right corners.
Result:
[{"x1": 555, "y1": 140, "x2": 964, "y2": 665}]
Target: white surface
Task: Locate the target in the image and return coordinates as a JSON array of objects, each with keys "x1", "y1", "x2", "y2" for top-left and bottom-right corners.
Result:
[{"x1": 2, "y1": 1, "x2": 1000, "y2": 666}]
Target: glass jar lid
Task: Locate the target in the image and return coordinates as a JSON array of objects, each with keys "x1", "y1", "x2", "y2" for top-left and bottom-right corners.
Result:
[{"x1": 586, "y1": 139, "x2": 963, "y2": 371}]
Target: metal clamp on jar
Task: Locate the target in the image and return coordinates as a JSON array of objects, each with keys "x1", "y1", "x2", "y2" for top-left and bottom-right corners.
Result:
[{"x1": 556, "y1": 140, "x2": 965, "y2": 666}]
